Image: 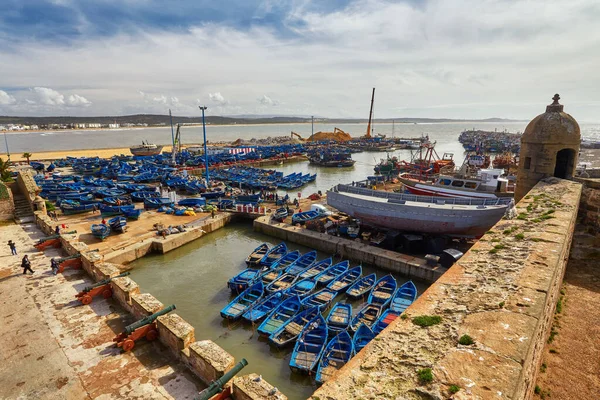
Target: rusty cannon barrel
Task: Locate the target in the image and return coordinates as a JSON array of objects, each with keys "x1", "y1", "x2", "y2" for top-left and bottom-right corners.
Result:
[
  {"x1": 81, "y1": 271, "x2": 130, "y2": 293},
  {"x1": 195, "y1": 358, "x2": 248, "y2": 400},
  {"x1": 124, "y1": 305, "x2": 176, "y2": 335}
]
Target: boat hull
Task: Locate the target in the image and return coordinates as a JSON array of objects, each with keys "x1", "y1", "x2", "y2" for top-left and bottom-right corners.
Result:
[{"x1": 327, "y1": 185, "x2": 511, "y2": 237}]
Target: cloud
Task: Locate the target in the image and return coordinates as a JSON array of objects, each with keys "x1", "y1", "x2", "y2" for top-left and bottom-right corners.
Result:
[
  {"x1": 66, "y1": 94, "x2": 92, "y2": 107},
  {"x1": 258, "y1": 94, "x2": 276, "y2": 106},
  {"x1": 0, "y1": 90, "x2": 16, "y2": 105},
  {"x1": 209, "y1": 92, "x2": 228, "y2": 105},
  {"x1": 32, "y1": 87, "x2": 65, "y2": 106}
]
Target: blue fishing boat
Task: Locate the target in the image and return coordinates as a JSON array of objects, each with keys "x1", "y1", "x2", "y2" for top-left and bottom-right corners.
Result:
[
  {"x1": 390, "y1": 281, "x2": 418, "y2": 313},
  {"x1": 326, "y1": 265, "x2": 362, "y2": 293},
  {"x1": 260, "y1": 268, "x2": 284, "y2": 286},
  {"x1": 220, "y1": 281, "x2": 264, "y2": 320},
  {"x1": 242, "y1": 292, "x2": 285, "y2": 323},
  {"x1": 144, "y1": 197, "x2": 175, "y2": 209},
  {"x1": 259, "y1": 242, "x2": 287, "y2": 267},
  {"x1": 291, "y1": 210, "x2": 320, "y2": 225},
  {"x1": 108, "y1": 216, "x2": 127, "y2": 233},
  {"x1": 99, "y1": 203, "x2": 135, "y2": 216},
  {"x1": 353, "y1": 324, "x2": 375, "y2": 353},
  {"x1": 349, "y1": 303, "x2": 382, "y2": 332},
  {"x1": 285, "y1": 278, "x2": 317, "y2": 299},
  {"x1": 123, "y1": 208, "x2": 142, "y2": 220},
  {"x1": 60, "y1": 202, "x2": 99, "y2": 215},
  {"x1": 235, "y1": 194, "x2": 262, "y2": 204},
  {"x1": 368, "y1": 275, "x2": 398, "y2": 307},
  {"x1": 131, "y1": 191, "x2": 159, "y2": 202},
  {"x1": 289, "y1": 314, "x2": 328, "y2": 374},
  {"x1": 315, "y1": 260, "x2": 349, "y2": 286},
  {"x1": 301, "y1": 288, "x2": 338, "y2": 310},
  {"x1": 265, "y1": 273, "x2": 297, "y2": 294},
  {"x1": 326, "y1": 303, "x2": 352, "y2": 334},
  {"x1": 257, "y1": 295, "x2": 302, "y2": 336},
  {"x1": 228, "y1": 268, "x2": 265, "y2": 293},
  {"x1": 246, "y1": 243, "x2": 269, "y2": 266},
  {"x1": 270, "y1": 306, "x2": 321, "y2": 347},
  {"x1": 285, "y1": 251, "x2": 317, "y2": 276},
  {"x1": 272, "y1": 207, "x2": 288, "y2": 222},
  {"x1": 346, "y1": 273, "x2": 376, "y2": 299},
  {"x1": 372, "y1": 309, "x2": 401, "y2": 335},
  {"x1": 316, "y1": 331, "x2": 354, "y2": 384},
  {"x1": 91, "y1": 223, "x2": 110, "y2": 240},
  {"x1": 178, "y1": 198, "x2": 206, "y2": 207},
  {"x1": 298, "y1": 257, "x2": 333, "y2": 280},
  {"x1": 270, "y1": 250, "x2": 301, "y2": 271}
]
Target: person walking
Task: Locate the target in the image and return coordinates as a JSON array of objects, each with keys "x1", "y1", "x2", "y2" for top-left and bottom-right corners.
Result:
[
  {"x1": 21, "y1": 255, "x2": 34, "y2": 275},
  {"x1": 7, "y1": 240, "x2": 16, "y2": 255},
  {"x1": 211, "y1": 208, "x2": 215, "y2": 219},
  {"x1": 54, "y1": 226, "x2": 60, "y2": 235}
]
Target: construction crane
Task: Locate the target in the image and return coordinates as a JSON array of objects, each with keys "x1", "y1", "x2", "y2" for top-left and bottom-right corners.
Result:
[
  {"x1": 365, "y1": 87, "x2": 375, "y2": 139},
  {"x1": 291, "y1": 131, "x2": 304, "y2": 141},
  {"x1": 171, "y1": 123, "x2": 182, "y2": 164}
]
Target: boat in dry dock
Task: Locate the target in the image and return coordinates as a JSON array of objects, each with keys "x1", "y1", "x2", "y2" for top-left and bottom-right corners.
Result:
[
  {"x1": 130, "y1": 141, "x2": 164, "y2": 156},
  {"x1": 327, "y1": 184, "x2": 513, "y2": 237}
]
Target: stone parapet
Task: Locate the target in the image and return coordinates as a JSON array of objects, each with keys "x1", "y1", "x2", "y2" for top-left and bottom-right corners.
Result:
[
  {"x1": 131, "y1": 293, "x2": 165, "y2": 320},
  {"x1": 232, "y1": 373, "x2": 288, "y2": 400},
  {"x1": 312, "y1": 178, "x2": 582, "y2": 400},
  {"x1": 156, "y1": 313, "x2": 195, "y2": 354},
  {"x1": 110, "y1": 277, "x2": 140, "y2": 313},
  {"x1": 185, "y1": 340, "x2": 235, "y2": 386}
]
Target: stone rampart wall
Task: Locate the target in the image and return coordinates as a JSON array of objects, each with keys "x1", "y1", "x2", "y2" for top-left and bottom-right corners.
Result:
[
  {"x1": 312, "y1": 178, "x2": 581, "y2": 400},
  {"x1": 254, "y1": 216, "x2": 444, "y2": 282},
  {"x1": 0, "y1": 182, "x2": 14, "y2": 220},
  {"x1": 34, "y1": 211, "x2": 285, "y2": 400},
  {"x1": 16, "y1": 170, "x2": 38, "y2": 211}
]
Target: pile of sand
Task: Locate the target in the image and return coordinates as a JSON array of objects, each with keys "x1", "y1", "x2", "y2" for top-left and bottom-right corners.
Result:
[{"x1": 307, "y1": 128, "x2": 352, "y2": 142}]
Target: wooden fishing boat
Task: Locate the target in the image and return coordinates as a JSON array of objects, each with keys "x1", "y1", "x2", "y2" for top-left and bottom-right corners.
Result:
[
  {"x1": 108, "y1": 216, "x2": 127, "y2": 233},
  {"x1": 103, "y1": 196, "x2": 132, "y2": 206},
  {"x1": 91, "y1": 224, "x2": 110, "y2": 240},
  {"x1": 353, "y1": 324, "x2": 375, "y2": 353},
  {"x1": 99, "y1": 203, "x2": 135, "y2": 216},
  {"x1": 144, "y1": 197, "x2": 175, "y2": 209},
  {"x1": 346, "y1": 273, "x2": 376, "y2": 299},
  {"x1": 228, "y1": 268, "x2": 265, "y2": 293},
  {"x1": 245, "y1": 243, "x2": 269, "y2": 267},
  {"x1": 259, "y1": 242, "x2": 288, "y2": 267},
  {"x1": 326, "y1": 303, "x2": 352, "y2": 334},
  {"x1": 260, "y1": 268, "x2": 284, "y2": 286},
  {"x1": 242, "y1": 292, "x2": 285, "y2": 323},
  {"x1": 60, "y1": 202, "x2": 99, "y2": 215},
  {"x1": 178, "y1": 198, "x2": 206, "y2": 207},
  {"x1": 269, "y1": 306, "x2": 321, "y2": 347},
  {"x1": 349, "y1": 303, "x2": 382, "y2": 332},
  {"x1": 326, "y1": 266, "x2": 362, "y2": 293},
  {"x1": 372, "y1": 309, "x2": 400, "y2": 335},
  {"x1": 272, "y1": 207, "x2": 288, "y2": 222},
  {"x1": 291, "y1": 210, "x2": 320, "y2": 225},
  {"x1": 265, "y1": 273, "x2": 297, "y2": 294},
  {"x1": 390, "y1": 281, "x2": 418, "y2": 313},
  {"x1": 257, "y1": 295, "x2": 302, "y2": 336},
  {"x1": 289, "y1": 315, "x2": 328, "y2": 374},
  {"x1": 285, "y1": 251, "x2": 317, "y2": 276},
  {"x1": 368, "y1": 275, "x2": 398, "y2": 307},
  {"x1": 130, "y1": 191, "x2": 159, "y2": 202},
  {"x1": 298, "y1": 257, "x2": 333, "y2": 280},
  {"x1": 123, "y1": 208, "x2": 142, "y2": 220},
  {"x1": 220, "y1": 281, "x2": 264, "y2": 320},
  {"x1": 270, "y1": 250, "x2": 301, "y2": 271},
  {"x1": 301, "y1": 288, "x2": 338, "y2": 310},
  {"x1": 315, "y1": 260, "x2": 349, "y2": 286},
  {"x1": 316, "y1": 331, "x2": 354, "y2": 384},
  {"x1": 285, "y1": 278, "x2": 317, "y2": 299}
]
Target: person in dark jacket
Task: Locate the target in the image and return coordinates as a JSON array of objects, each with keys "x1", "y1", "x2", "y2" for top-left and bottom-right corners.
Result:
[
  {"x1": 21, "y1": 255, "x2": 34, "y2": 275},
  {"x1": 8, "y1": 240, "x2": 16, "y2": 255}
]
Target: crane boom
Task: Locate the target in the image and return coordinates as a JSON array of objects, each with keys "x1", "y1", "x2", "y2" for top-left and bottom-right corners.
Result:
[{"x1": 365, "y1": 87, "x2": 375, "y2": 138}]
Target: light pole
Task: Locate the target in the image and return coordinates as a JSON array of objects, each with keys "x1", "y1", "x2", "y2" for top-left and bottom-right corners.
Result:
[
  {"x1": 199, "y1": 106, "x2": 209, "y2": 186},
  {"x1": 311, "y1": 116, "x2": 314, "y2": 140}
]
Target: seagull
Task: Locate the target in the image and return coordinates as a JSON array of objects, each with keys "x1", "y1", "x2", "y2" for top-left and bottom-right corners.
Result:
[{"x1": 253, "y1": 375, "x2": 262, "y2": 382}]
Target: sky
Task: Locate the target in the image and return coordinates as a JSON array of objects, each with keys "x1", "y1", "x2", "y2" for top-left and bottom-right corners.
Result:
[{"x1": 0, "y1": 0, "x2": 599, "y2": 121}]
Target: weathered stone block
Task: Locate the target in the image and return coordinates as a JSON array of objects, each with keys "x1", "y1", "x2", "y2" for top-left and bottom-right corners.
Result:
[
  {"x1": 110, "y1": 277, "x2": 140, "y2": 312},
  {"x1": 187, "y1": 340, "x2": 234, "y2": 385},
  {"x1": 93, "y1": 262, "x2": 122, "y2": 282},
  {"x1": 156, "y1": 313, "x2": 195, "y2": 354},
  {"x1": 232, "y1": 373, "x2": 287, "y2": 400},
  {"x1": 131, "y1": 293, "x2": 164, "y2": 319}
]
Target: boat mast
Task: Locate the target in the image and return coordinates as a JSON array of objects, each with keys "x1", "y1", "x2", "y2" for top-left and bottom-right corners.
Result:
[
  {"x1": 365, "y1": 87, "x2": 375, "y2": 139},
  {"x1": 169, "y1": 109, "x2": 176, "y2": 165},
  {"x1": 392, "y1": 119, "x2": 395, "y2": 138}
]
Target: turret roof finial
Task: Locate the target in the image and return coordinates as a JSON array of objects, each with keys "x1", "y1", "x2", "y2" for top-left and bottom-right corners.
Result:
[{"x1": 546, "y1": 93, "x2": 563, "y2": 113}]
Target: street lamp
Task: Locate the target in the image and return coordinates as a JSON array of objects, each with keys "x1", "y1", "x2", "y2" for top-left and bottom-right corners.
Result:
[{"x1": 199, "y1": 106, "x2": 209, "y2": 186}]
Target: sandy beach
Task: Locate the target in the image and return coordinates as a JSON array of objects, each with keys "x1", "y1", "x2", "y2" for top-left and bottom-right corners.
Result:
[{"x1": 0, "y1": 146, "x2": 176, "y2": 162}]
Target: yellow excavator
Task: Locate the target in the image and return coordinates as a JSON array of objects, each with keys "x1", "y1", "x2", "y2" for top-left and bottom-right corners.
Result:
[{"x1": 290, "y1": 131, "x2": 304, "y2": 141}]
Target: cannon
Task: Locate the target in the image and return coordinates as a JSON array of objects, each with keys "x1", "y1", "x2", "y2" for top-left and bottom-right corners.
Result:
[
  {"x1": 34, "y1": 231, "x2": 77, "y2": 251},
  {"x1": 113, "y1": 305, "x2": 176, "y2": 352},
  {"x1": 56, "y1": 253, "x2": 82, "y2": 273},
  {"x1": 75, "y1": 271, "x2": 130, "y2": 305},
  {"x1": 195, "y1": 359, "x2": 248, "y2": 400}
]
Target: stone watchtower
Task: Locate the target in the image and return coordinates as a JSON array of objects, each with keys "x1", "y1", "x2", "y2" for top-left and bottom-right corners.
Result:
[{"x1": 515, "y1": 94, "x2": 580, "y2": 202}]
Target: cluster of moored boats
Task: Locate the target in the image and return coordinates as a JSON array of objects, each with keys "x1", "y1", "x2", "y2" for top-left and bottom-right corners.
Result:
[
  {"x1": 220, "y1": 242, "x2": 418, "y2": 383},
  {"x1": 211, "y1": 166, "x2": 316, "y2": 190}
]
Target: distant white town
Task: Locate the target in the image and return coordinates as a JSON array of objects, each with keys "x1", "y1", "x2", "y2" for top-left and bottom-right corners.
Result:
[{"x1": 0, "y1": 122, "x2": 153, "y2": 131}]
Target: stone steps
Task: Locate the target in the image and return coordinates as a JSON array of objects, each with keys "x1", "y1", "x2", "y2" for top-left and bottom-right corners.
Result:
[{"x1": 13, "y1": 195, "x2": 34, "y2": 224}]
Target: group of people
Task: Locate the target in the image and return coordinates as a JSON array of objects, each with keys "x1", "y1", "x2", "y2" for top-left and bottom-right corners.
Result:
[{"x1": 7, "y1": 240, "x2": 35, "y2": 275}]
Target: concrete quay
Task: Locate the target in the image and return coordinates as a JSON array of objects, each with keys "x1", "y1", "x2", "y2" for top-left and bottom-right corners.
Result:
[{"x1": 253, "y1": 215, "x2": 446, "y2": 283}]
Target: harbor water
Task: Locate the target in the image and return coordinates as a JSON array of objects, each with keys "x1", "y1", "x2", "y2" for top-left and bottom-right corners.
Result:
[{"x1": 129, "y1": 222, "x2": 430, "y2": 400}]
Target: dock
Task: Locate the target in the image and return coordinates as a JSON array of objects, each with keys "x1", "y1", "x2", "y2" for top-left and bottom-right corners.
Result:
[{"x1": 253, "y1": 215, "x2": 446, "y2": 283}]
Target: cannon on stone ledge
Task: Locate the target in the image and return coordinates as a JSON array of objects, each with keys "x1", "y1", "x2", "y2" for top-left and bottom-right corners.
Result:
[
  {"x1": 113, "y1": 305, "x2": 176, "y2": 352},
  {"x1": 75, "y1": 271, "x2": 130, "y2": 305},
  {"x1": 195, "y1": 358, "x2": 248, "y2": 400},
  {"x1": 55, "y1": 253, "x2": 82, "y2": 273}
]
